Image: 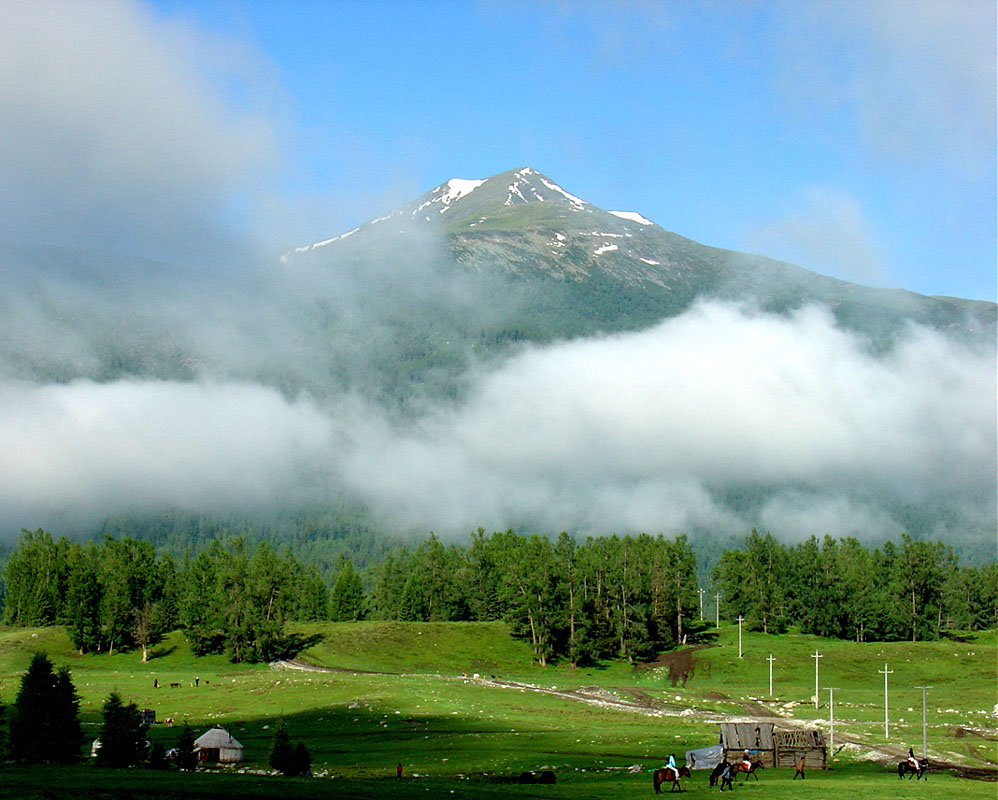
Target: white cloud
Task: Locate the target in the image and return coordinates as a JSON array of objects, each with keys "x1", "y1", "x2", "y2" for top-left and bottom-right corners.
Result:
[
  {"x1": 329, "y1": 302, "x2": 996, "y2": 539},
  {"x1": 0, "y1": 379, "x2": 333, "y2": 527},
  {"x1": 0, "y1": 0, "x2": 278, "y2": 258},
  {"x1": 0, "y1": 301, "x2": 991, "y2": 546},
  {"x1": 776, "y1": 0, "x2": 996, "y2": 175},
  {"x1": 747, "y1": 186, "x2": 888, "y2": 284}
]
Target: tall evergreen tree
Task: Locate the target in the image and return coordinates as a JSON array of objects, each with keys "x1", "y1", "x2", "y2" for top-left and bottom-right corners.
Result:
[
  {"x1": 96, "y1": 692, "x2": 148, "y2": 768},
  {"x1": 175, "y1": 721, "x2": 198, "y2": 771},
  {"x1": 329, "y1": 557, "x2": 365, "y2": 621},
  {"x1": 65, "y1": 543, "x2": 103, "y2": 654},
  {"x1": 2, "y1": 529, "x2": 69, "y2": 626},
  {"x1": 268, "y1": 721, "x2": 294, "y2": 775},
  {"x1": 9, "y1": 653, "x2": 81, "y2": 764}
]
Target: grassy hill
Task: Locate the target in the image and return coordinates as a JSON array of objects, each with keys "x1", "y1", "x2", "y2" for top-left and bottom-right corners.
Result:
[{"x1": 0, "y1": 622, "x2": 994, "y2": 798}]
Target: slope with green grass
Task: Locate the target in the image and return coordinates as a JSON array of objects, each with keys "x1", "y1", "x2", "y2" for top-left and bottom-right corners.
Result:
[{"x1": 0, "y1": 622, "x2": 994, "y2": 799}]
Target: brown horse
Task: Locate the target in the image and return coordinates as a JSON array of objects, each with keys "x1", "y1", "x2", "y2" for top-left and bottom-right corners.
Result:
[
  {"x1": 731, "y1": 759, "x2": 763, "y2": 780},
  {"x1": 897, "y1": 758, "x2": 928, "y2": 780},
  {"x1": 708, "y1": 760, "x2": 729, "y2": 786},
  {"x1": 653, "y1": 764, "x2": 692, "y2": 793}
]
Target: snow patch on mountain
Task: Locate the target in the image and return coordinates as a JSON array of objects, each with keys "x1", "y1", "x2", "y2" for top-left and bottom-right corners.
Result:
[
  {"x1": 540, "y1": 178, "x2": 587, "y2": 210},
  {"x1": 594, "y1": 243, "x2": 619, "y2": 256},
  {"x1": 441, "y1": 178, "x2": 486, "y2": 204},
  {"x1": 415, "y1": 177, "x2": 487, "y2": 216},
  {"x1": 609, "y1": 210, "x2": 654, "y2": 226},
  {"x1": 288, "y1": 227, "x2": 359, "y2": 257}
]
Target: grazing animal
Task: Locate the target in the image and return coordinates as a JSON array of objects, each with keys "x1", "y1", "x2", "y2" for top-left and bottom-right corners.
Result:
[
  {"x1": 793, "y1": 755, "x2": 806, "y2": 779},
  {"x1": 164, "y1": 717, "x2": 174, "y2": 727},
  {"x1": 653, "y1": 764, "x2": 691, "y2": 793},
  {"x1": 169, "y1": 682, "x2": 181, "y2": 688},
  {"x1": 897, "y1": 758, "x2": 928, "y2": 780},
  {"x1": 731, "y1": 759, "x2": 763, "y2": 780},
  {"x1": 708, "y1": 760, "x2": 729, "y2": 787}
]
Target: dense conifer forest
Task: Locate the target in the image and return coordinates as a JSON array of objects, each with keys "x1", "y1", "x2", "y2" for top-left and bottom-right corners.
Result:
[{"x1": 1, "y1": 527, "x2": 993, "y2": 666}]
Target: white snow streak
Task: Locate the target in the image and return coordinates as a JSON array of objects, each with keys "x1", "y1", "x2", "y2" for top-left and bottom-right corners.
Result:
[{"x1": 609, "y1": 210, "x2": 654, "y2": 226}]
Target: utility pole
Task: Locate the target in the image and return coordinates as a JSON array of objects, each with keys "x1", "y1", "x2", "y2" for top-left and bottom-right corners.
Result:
[
  {"x1": 915, "y1": 685, "x2": 932, "y2": 760},
  {"x1": 879, "y1": 663, "x2": 894, "y2": 740},
  {"x1": 824, "y1": 687, "x2": 839, "y2": 756},
  {"x1": 811, "y1": 651, "x2": 823, "y2": 709},
  {"x1": 737, "y1": 615, "x2": 744, "y2": 658},
  {"x1": 767, "y1": 654, "x2": 776, "y2": 696},
  {"x1": 715, "y1": 593, "x2": 720, "y2": 627},
  {"x1": 699, "y1": 587, "x2": 706, "y2": 621}
]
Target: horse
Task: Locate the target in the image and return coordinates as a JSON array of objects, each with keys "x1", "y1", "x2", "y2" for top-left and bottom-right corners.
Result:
[
  {"x1": 897, "y1": 758, "x2": 928, "y2": 780},
  {"x1": 730, "y1": 759, "x2": 763, "y2": 780},
  {"x1": 708, "y1": 760, "x2": 729, "y2": 787},
  {"x1": 653, "y1": 764, "x2": 691, "y2": 793}
]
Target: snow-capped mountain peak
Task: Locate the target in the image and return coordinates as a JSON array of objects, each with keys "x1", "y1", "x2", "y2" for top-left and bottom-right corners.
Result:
[{"x1": 286, "y1": 167, "x2": 654, "y2": 258}]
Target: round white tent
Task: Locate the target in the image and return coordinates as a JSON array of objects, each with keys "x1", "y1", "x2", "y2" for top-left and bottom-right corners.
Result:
[{"x1": 194, "y1": 726, "x2": 243, "y2": 763}]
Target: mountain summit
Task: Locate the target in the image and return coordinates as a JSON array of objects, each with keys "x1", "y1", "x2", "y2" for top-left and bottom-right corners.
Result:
[{"x1": 289, "y1": 168, "x2": 996, "y2": 344}]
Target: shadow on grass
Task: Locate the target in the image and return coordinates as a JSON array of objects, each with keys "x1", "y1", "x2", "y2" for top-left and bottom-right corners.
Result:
[
  {"x1": 148, "y1": 644, "x2": 177, "y2": 660},
  {"x1": 270, "y1": 633, "x2": 325, "y2": 661}
]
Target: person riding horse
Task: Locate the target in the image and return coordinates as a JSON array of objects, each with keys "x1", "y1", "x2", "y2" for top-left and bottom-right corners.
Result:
[{"x1": 652, "y1": 757, "x2": 691, "y2": 793}]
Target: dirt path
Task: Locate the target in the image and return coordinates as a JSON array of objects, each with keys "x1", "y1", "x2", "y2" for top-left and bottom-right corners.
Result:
[
  {"x1": 464, "y1": 672, "x2": 997, "y2": 781},
  {"x1": 274, "y1": 653, "x2": 996, "y2": 781}
]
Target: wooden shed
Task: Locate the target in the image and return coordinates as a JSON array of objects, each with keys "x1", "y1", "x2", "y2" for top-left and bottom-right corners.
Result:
[
  {"x1": 773, "y1": 728, "x2": 826, "y2": 770},
  {"x1": 719, "y1": 722, "x2": 826, "y2": 770},
  {"x1": 720, "y1": 722, "x2": 775, "y2": 767}
]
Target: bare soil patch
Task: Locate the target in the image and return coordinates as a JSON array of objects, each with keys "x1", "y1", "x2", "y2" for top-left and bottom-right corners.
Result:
[{"x1": 637, "y1": 644, "x2": 715, "y2": 686}]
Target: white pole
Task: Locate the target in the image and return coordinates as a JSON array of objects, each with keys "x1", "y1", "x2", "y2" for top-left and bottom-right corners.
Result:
[
  {"x1": 715, "y1": 593, "x2": 720, "y2": 627},
  {"x1": 824, "y1": 687, "x2": 838, "y2": 756},
  {"x1": 737, "y1": 615, "x2": 744, "y2": 658},
  {"x1": 767, "y1": 654, "x2": 776, "y2": 696},
  {"x1": 879, "y1": 663, "x2": 893, "y2": 740},
  {"x1": 699, "y1": 587, "x2": 706, "y2": 620},
  {"x1": 811, "y1": 651, "x2": 823, "y2": 709},
  {"x1": 915, "y1": 685, "x2": 932, "y2": 760}
]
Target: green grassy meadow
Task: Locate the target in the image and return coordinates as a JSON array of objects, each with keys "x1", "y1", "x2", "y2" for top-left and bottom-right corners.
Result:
[{"x1": 0, "y1": 622, "x2": 994, "y2": 799}]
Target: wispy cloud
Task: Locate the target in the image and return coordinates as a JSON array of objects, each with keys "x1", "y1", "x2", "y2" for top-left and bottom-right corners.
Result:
[
  {"x1": 775, "y1": 0, "x2": 996, "y2": 175},
  {"x1": 746, "y1": 186, "x2": 889, "y2": 285},
  {"x1": 0, "y1": 0, "x2": 278, "y2": 260}
]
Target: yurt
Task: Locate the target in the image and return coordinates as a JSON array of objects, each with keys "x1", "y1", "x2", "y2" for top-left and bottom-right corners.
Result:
[{"x1": 194, "y1": 726, "x2": 244, "y2": 763}]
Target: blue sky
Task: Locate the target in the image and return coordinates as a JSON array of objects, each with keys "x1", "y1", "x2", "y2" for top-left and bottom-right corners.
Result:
[{"x1": 3, "y1": 0, "x2": 995, "y2": 300}]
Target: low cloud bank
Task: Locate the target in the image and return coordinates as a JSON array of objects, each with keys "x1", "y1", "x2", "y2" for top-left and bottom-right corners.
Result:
[{"x1": 1, "y1": 302, "x2": 993, "y2": 550}]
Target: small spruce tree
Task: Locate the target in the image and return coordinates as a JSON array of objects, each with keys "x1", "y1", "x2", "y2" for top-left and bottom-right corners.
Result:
[
  {"x1": 9, "y1": 652, "x2": 81, "y2": 764},
  {"x1": 96, "y1": 691, "x2": 148, "y2": 768},
  {"x1": 268, "y1": 721, "x2": 294, "y2": 775},
  {"x1": 175, "y1": 721, "x2": 198, "y2": 771},
  {"x1": 293, "y1": 741, "x2": 311, "y2": 776}
]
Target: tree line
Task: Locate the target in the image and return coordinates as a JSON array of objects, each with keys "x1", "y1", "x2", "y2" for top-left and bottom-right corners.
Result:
[
  {"x1": 1, "y1": 527, "x2": 995, "y2": 665},
  {"x1": 0, "y1": 530, "x2": 327, "y2": 663},
  {"x1": 711, "y1": 530, "x2": 997, "y2": 642}
]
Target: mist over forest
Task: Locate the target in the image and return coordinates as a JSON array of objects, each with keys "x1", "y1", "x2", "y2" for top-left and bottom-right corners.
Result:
[
  {"x1": 0, "y1": 226, "x2": 994, "y2": 561},
  {"x1": 0, "y1": 1, "x2": 994, "y2": 563}
]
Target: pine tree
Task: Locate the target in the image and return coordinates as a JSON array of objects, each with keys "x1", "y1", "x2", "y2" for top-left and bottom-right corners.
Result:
[
  {"x1": 175, "y1": 721, "x2": 198, "y2": 771},
  {"x1": 329, "y1": 557, "x2": 365, "y2": 621},
  {"x1": 9, "y1": 652, "x2": 81, "y2": 764},
  {"x1": 96, "y1": 691, "x2": 148, "y2": 768},
  {"x1": 65, "y1": 544, "x2": 103, "y2": 654},
  {"x1": 268, "y1": 721, "x2": 294, "y2": 775},
  {"x1": 292, "y1": 741, "x2": 311, "y2": 776}
]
